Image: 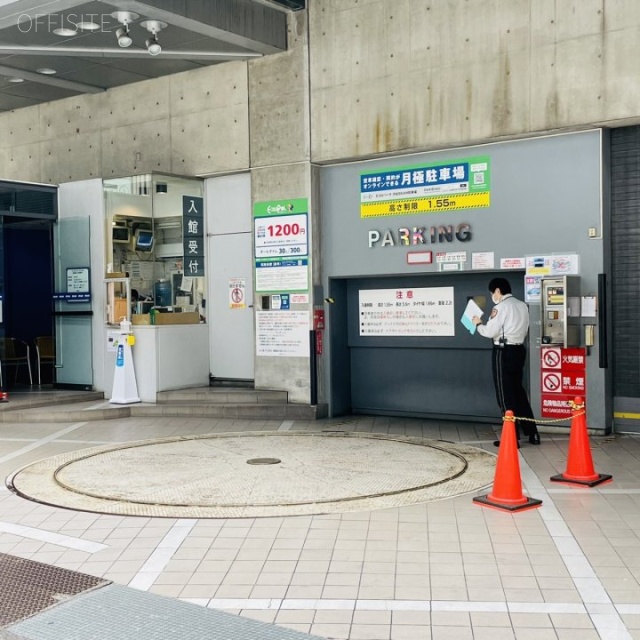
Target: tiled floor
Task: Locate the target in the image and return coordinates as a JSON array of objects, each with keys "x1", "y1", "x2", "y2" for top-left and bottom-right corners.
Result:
[{"x1": 0, "y1": 397, "x2": 639, "y2": 639}]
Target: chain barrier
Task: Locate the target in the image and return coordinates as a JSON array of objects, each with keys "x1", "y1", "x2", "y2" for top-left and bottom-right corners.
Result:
[{"x1": 503, "y1": 400, "x2": 585, "y2": 425}]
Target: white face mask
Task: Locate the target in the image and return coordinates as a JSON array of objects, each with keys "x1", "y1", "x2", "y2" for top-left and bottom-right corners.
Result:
[{"x1": 491, "y1": 293, "x2": 500, "y2": 305}]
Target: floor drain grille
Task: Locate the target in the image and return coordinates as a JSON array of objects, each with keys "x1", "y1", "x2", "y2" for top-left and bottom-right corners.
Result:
[{"x1": 0, "y1": 553, "x2": 108, "y2": 627}]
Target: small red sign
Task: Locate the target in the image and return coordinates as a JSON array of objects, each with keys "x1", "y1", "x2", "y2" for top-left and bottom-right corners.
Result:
[
  {"x1": 313, "y1": 309, "x2": 325, "y2": 330},
  {"x1": 315, "y1": 329, "x2": 323, "y2": 355},
  {"x1": 541, "y1": 347, "x2": 586, "y2": 419}
]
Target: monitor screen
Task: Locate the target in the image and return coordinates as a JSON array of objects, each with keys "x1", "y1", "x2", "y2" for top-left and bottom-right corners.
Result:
[
  {"x1": 135, "y1": 229, "x2": 154, "y2": 251},
  {"x1": 112, "y1": 225, "x2": 130, "y2": 244}
]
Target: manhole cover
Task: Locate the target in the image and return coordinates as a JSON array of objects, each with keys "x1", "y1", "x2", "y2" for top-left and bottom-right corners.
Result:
[
  {"x1": 7, "y1": 431, "x2": 495, "y2": 518},
  {"x1": 246, "y1": 457, "x2": 281, "y2": 465}
]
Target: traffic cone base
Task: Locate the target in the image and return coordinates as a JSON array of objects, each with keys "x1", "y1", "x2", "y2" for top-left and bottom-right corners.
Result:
[
  {"x1": 0, "y1": 391, "x2": 8, "y2": 403},
  {"x1": 473, "y1": 410, "x2": 542, "y2": 513},
  {"x1": 473, "y1": 494, "x2": 542, "y2": 512},
  {"x1": 550, "y1": 473, "x2": 612, "y2": 488}
]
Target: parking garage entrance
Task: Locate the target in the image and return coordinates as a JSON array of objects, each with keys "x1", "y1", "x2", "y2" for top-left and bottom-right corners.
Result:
[{"x1": 329, "y1": 271, "x2": 527, "y2": 421}]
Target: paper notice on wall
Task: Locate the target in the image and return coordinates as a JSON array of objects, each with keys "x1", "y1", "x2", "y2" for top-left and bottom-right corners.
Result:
[
  {"x1": 229, "y1": 278, "x2": 246, "y2": 309},
  {"x1": 256, "y1": 310, "x2": 309, "y2": 357},
  {"x1": 500, "y1": 257, "x2": 525, "y2": 269},
  {"x1": 255, "y1": 259, "x2": 308, "y2": 293},
  {"x1": 359, "y1": 287, "x2": 455, "y2": 336},
  {"x1": 471, "y1": 252, "x2": 495, "y2": 270},
  {"x1": 179, "y1": 276, "x2": 193, "y2": 292},
  {"x1": 581, "y1": 296, "x2": 597, "y2": 317}
]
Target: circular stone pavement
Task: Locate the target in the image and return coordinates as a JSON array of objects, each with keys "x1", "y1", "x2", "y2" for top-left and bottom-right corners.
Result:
[{"x1": 7, "y1": 432, "x2": 496, "y2": 518}]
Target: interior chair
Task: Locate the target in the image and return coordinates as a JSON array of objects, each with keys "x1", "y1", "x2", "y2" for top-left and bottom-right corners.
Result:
[
  {"x1": 0, "y1": 337, "x2": 33, "y2": 387},
  {"x1": 34, "y1": 336, "x2": 55, "y2": 386}
]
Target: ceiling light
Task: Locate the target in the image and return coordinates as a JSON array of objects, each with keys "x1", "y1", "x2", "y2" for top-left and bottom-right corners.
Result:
[
  {"x1": 141, "y1": 20, "x2": 167, "y2": 56},
  {"x1": 145, "y1": 34, "x2": 161, "y2": 56},
  {"x1": 111, "y1": 11, "x2": 139, "y2": 48},
  {"x1": 36, "y1": 68, "x2": 57, "y2": 75},
  {"x1": 116, "y1": 26, "x2": 132, "y2": 48},
  {"x1": 76, "y1": 21, "x2": 100, "y2": 31},
  {"x1": 111, "y1": 11, "x2": 139, "y2": 24},
  {"x1": 7, "y1": 77, "x2": 24, "y2": 83},
  {"x1": 53, "y1": 27, "x2": 77, "y2": 37}
]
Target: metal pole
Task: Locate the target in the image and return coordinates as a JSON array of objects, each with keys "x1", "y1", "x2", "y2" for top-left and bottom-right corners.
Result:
[{"x1": 309, "y1": 330, "x2": 317, "y2": 406}]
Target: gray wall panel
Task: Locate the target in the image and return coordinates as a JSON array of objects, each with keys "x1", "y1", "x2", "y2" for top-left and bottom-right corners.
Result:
[{"x1": 321, "y1": 131, "x2": 607, "y2": 429}]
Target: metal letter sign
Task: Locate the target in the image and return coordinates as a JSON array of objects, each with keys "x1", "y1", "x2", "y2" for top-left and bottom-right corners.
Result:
[{"x1": 183, "y1": 196, "x2": 205, "y2": 277}]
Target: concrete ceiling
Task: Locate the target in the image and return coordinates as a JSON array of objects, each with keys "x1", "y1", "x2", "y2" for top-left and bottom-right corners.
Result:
[{"x1": 0, "y1": 0, "x2": 302, "y2": 113}]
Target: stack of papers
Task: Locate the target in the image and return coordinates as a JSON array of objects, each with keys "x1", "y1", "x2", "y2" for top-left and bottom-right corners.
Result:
[{"x1": 461, "y1": 299, "x2": 484, "y2": 334}]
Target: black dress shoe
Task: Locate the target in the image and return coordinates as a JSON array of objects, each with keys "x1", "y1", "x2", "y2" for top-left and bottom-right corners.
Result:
[
  {"x1": 493, "y1": 440, "x2": 520, "y2": 448},
  {"x1": 528, "y1": 433, "x2": 541, "y2": 445}
]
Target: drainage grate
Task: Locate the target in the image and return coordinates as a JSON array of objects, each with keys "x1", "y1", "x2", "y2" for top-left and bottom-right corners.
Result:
[
  {"x1": 246, "y1": 457, "x2": 281, "y2": 465},
  {"x1": 0, "y1": 553, "x2": 109, "y2": 627}
]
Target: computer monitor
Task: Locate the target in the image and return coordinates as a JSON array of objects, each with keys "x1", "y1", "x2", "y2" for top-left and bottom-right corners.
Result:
[
  {"x1": 134, "y1": 228, "x2": 154, "y2": 251},
  {"x1": 112, "y1": 225, "x2": 130, "y2": 244}
]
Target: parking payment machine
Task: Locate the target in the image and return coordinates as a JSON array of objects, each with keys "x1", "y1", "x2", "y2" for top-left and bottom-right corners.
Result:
[{"x1": 541, "y1": 276, "x2": 580, "y2": 347}]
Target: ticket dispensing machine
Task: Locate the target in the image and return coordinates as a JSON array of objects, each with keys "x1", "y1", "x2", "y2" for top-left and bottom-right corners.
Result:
[{"x1": 541, "y1": 276, "x2": 580, "y2": 347}]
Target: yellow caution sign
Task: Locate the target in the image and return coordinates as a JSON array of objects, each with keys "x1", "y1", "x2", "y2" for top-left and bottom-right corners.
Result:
[{"x1": 361, "y1": 191, "x2": 490, "y2": 218}]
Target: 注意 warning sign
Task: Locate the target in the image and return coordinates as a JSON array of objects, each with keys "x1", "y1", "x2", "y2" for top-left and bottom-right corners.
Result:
[{"x1": 540, "y1": 347, "x2": 586, "y2": 418}]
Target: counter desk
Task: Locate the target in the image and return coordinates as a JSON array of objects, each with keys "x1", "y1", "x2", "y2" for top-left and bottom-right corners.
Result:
[{"x1": 128, "y1": 315, "x2": 209, "y2": 403}]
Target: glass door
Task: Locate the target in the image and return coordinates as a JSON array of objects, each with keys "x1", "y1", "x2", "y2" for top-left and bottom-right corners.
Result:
[{"x1": 53, "y1": 217, "x2": 93, "y2": 388}]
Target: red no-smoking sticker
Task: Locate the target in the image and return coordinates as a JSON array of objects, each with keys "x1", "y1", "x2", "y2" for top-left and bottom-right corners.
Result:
[
  {"x1": 542, "y1": 348, "x2": 561, "y2": 369},
  {"x1": 542, "y1": 372, "x2": 562, "y2": 393}
]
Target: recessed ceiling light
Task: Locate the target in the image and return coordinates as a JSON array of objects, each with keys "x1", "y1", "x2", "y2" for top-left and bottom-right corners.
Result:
[
  {"x1": 76, "y1": 21, "x2": 100, "y2": 31},
  {"x1": 110, "y1": 11, "x2": 139, "y2": 24},
  {"x1": 7, "y1": 77, "x2": 24, "y2": 83},
  {"x1": 36, "y1": 68, "x2": 57, "y2": 75},
  {"x1": 53, "y1": 27, "x2": 77, "y2": 36}
]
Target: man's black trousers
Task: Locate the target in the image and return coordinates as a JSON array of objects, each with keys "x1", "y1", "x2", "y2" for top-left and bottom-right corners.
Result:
[{"x1": 491, "y1": 344, "x2": 536, "y2": 438}]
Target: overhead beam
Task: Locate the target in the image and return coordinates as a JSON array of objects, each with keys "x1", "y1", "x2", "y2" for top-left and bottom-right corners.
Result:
[{"x1": 0, "y1": 44, "x2": 262, "y2": 61}]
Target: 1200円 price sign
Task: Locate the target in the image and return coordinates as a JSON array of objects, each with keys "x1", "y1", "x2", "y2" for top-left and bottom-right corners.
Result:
[{"x1": 254, "y1": 214, "x2": 308, "y2": 258}]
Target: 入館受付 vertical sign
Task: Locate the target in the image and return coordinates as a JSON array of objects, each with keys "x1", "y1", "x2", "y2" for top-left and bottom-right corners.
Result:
[{"x1": 183, "y1": 196, "x2": 205, "y2": 277}]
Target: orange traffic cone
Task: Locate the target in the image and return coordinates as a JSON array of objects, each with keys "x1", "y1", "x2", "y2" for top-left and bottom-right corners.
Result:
[
  {"x1": 0, "y1": 390, "x2": 8, "y2": 403},
  {"x1": 550, "y1": 397, "x2": 612, "y2": 487},
  {"x1": 474, "y1": 411, "x2": 542, "y2": 512}
]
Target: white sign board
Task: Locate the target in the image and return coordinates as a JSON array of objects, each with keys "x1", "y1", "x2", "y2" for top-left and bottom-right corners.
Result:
[
  {"x1": 255, "y1": 259, "x2": 308, "y2": 292},
  {"x1": 500, "y1": 257, "x2": 525, "y2": 269},
  {"x1": 67, "y1": 267, "x2": 90, "y2": 293},
  {"x1": 254, "y1": 214, "x2": 308, "y2": 258},
  {"x1": 525, "y1": 254, "x2": 579, "y2": 276},
  {"x1": 525, "y1": 275, "x2": 542, "y2": 303},
  {"x1": 436, "y1": 251, "x2": 467, "y2": 263},
  {"x1": 359, "y1": 287, "x2": 455, "y2": 336},
  {"x1": 256, "y1": 310, "x2": 309, "y2": 357},
  {"x1": 471, "y1": 252, "x2": 495, "y2": 270}
]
